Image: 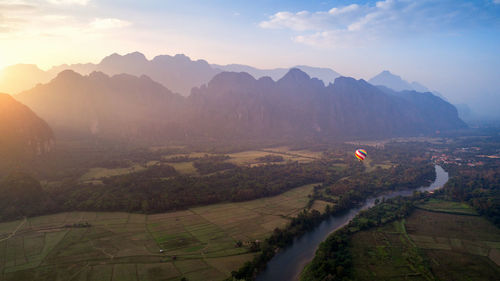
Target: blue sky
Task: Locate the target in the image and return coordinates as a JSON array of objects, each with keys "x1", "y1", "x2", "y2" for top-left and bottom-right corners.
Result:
[{"x1": 1, "y1": 0, "x2": 500, "y2": 118}]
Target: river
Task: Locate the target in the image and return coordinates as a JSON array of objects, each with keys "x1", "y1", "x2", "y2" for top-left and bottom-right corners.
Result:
[{"x1": 256, "y1": 165, "x2": 449, "y2": 281}]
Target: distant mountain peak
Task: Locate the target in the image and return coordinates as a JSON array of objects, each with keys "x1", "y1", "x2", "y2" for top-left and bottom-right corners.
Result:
[
  {"x1": 369, "y1": 70, "x2": 417, "y2": 92},
  {"x1": 174, "y1": 53, "x2": 190, "y2": 60},
  {"x1": 368, "y1": 70, "x2": 448, "y2": 101},
  {"x1": 100, "y1": 51, "x2": 148, "y2": 65},
  {"x1": 126, "y1": 51, "x2": 146, "y2": 57},
  {"x1": 88, "y1": 71, "x2": 109, "y2": 79},
  {"x1": 207, "y1": 71, "x2": 256, "y2": 91},
  {"x1": 332, "y1": 76, "x2": 374, "y2": 93},
  {"x1": 55, "y1": 69, "x2": 83, "y2": 80},
  {"x1": 278, "y1": 68, "x2": 311, "y2": 84}
]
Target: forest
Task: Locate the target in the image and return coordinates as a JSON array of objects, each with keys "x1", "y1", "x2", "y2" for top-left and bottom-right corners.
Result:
[
  {"x1": 298, "y1": 137, "x2": 500, "y2": 281},
  {"x1": 228, "y1": 160, "x2": 435, "y2": 280}
]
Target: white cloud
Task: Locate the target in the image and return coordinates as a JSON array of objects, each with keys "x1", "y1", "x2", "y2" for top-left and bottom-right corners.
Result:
[
  {"x1": 259, "y1": 0, "x2": 497, "y2": 48},
  {"x1": 328, "y1": 4, "x2": 359, "y2": 15},
  {"x1": 494, "y1": 0, "x2": 500, "y2": 4},
  {"x1": 89, "y1": 18, "x2": 131, "y2": 29},
  {"x1": 46, "y1": 0, "x2": 90, "y2": 5},
  {"x1": 259, "y1": 11, "x2": 318, "y2": 31}
]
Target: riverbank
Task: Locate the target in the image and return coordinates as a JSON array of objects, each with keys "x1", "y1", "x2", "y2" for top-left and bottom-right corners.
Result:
[{"x1": 256, "y1": 165, "x2": 448, "y2": 281}]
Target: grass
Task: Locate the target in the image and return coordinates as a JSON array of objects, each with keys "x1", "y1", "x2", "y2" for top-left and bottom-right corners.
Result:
[
  {"x1": 168, "y1": 161, "x2": 198, "y2": 175},
  {"x1": 80, "y1": 164, "x2": 146, "y2": 182},
  {"x1": 310, "y1": 200, "x2": 332, "y2": 214},
  {"x1": 0, "y1": 183, "x2": 318, "y2": 281},
  {"x1": 137, "y1": 263, "x2": 180, "y2": 281},
  {"x1": 416, "y1": 198, "x2": 479, "y2": 216},
  {"x1": 79, "y1": 147, "x2": 324, "y2": 180},
  {"x1": 362, "y1": 158, "x2": 393, "y2": 172},
  {"x1": 227, "y1": 146, "x2": 322, "y2": 166},
  {"x1": 351, "y1": 221, "x2": 432, "y2": 281},
  {"x1": 350, "y1": 201, "x2": 500, "y2": 281}
]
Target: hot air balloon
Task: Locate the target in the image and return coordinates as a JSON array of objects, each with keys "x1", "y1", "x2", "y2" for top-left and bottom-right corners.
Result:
[{"x1": 355, "y1": 149, "x2": 367, "y2": 161}]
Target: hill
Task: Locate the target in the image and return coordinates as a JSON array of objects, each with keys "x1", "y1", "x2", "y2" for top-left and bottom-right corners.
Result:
[
  {"x1": 0, "y1": 64, "x2": 52, "y2": 95},
  {"x1": 0, "y1": 93, "x2": 53, "y2": 161},
  {"x1": 16, "y1": 70, "x2": 184, "y2": 142}
]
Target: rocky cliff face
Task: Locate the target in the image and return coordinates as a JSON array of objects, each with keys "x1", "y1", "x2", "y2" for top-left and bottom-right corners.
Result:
[
  {"x1": 186, "y1": 69, "x2": 466, "y2": 139},
  {"x1": 0, "y1": 93, "x2": 54, "y2": 159}
]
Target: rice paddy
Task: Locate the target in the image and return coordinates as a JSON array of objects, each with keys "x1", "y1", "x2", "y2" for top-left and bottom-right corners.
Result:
[
  {"x1": 350, "y1": 200, "x2": 500, "y2": 281},
  {"x1": 0, "y1": 183, "x2": 318, "y2": 281}
]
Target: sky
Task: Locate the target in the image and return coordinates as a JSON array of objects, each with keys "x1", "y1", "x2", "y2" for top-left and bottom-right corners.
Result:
[{"x1": 1, "y1": 0, "x2": 500, "y2": 118}]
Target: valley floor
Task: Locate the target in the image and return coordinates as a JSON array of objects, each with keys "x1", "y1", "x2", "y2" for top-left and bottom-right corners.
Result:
[{"x1": 0, "y1": 183, "x2": 320, "y2": 281}]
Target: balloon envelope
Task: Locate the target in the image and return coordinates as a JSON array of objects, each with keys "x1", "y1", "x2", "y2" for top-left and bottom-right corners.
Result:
[{"x1": 355, "y1": 149, "x2": 367, "y2": 161}]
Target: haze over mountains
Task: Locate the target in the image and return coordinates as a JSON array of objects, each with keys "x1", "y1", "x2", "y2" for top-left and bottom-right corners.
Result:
[
  {"x1": 369, "y1": 70, "x2": 449, "y2": 100},
  {"x1": 0, "y1": 93, "x2": 53, "y2": 161},
  {"x1": 15, "y1": 67, "x2": 465, "y2": 143},
  {"x1": 212, "y1": 64, "x2": 341, "y2": 85},
  {"x1": 16, "y1": 70, "x2": 184, "y2": 142},
  {"x1": 0, "y1": 52, "x2": 467, "y2": 121},
  {"x1": 1, "y1": 52, "x2": 342, "y2": 96},
  {"x1": 0, "y1": 64, "x2": 53, "y2": 95},
  {"x1": 369, "y1": 70, "x2": 429, "y2": 92}
]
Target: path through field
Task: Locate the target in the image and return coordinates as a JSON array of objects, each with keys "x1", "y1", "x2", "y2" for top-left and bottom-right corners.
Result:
[{"x1": 0, "y1": 217, "x2": 26, "y2": 242}]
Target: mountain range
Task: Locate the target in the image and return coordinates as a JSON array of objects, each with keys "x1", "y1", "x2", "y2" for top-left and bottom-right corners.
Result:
[
  {"x1": 1, "y1": 52, "x2": 342, "y2": 96},
  {"x1": 368, "y1": 70, "x2": 448, "y2": 101},
  {"x1": 15, "y1": 68, "x2": 466, "y2": 142},
  {"x1": 369, "y1": 70, "x2": 429, "y2": 92},
  {"x1": 187, "y1": 69, "x2": 464, "y2": 139},
  {"x1": 212, "y1": 64, "x2": 341, "y2": 85}
]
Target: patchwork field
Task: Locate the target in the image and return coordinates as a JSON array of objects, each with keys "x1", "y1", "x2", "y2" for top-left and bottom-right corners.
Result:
[
  {"x1": 225, "y1": 147, "x2": 323, "y2": 166},
  {"x1": 361, "y1": 157, "x2": 394, "y2": 172},
  {"x1": 79, "y1": 164, "x2": 147, "y2": 183},
  {"x1": 351, "y1": 201, "x2": 500, "y2": 281},
  {"x1": 79, "y1": 147, "x2": 325, "y2": 180},
  {"x1": 0, "y1": 183, "x2": 318, "y2": 281}
]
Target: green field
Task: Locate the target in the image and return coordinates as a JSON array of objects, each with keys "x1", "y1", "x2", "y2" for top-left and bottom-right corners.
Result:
[
  {"x1": 362, "y1": 157, "x2": 393, "y2": 172},
  {"x1": 80, "y1": 164, "x2": 147, "y2": 182},
  {"x1": 351, "y1": 201, "x2": 500, "y2": 281},
  {"x1": 415, "y1": 198, "x2": 479, "y2": 216},
  {"x1": 0, "y1": 183, "x2": 318, "y2": 281},
  {"x1": 78, "y1": 147, "x2": 324, "y2": 179},
  {"x1": 168, "y1": 162, "x2": 198, "y2": 175},
  {"x1": 227, "y1": 147, "x2": 322, "y2": 166},
  {"x1": 310, "y1": 200, "x2": 333, "y2": 214}
]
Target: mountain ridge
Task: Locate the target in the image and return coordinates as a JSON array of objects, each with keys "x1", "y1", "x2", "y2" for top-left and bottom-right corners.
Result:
[
  {"x1": 1, "y1": 52, "x2": 342, "y2": 96},
  {"x1": 16, "y1": 68, "x2": 466, "y2": 142}
]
